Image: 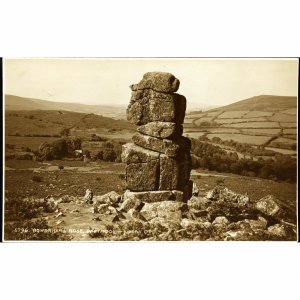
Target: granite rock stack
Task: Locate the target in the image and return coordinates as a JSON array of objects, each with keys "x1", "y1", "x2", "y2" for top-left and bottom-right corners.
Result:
[{"x1": 122, "y1": 72, "x2": 193, "y2": 203}]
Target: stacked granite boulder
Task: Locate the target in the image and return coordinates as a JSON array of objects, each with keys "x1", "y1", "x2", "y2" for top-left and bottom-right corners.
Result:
[{"x1": 121, "y1": 72, "x2": 193, "y2": 203}]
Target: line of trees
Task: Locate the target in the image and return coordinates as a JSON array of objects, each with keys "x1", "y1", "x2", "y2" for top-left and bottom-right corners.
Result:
[
  {"x1": 191, "y1": 138, "x2": 297, "y2": 182},
  {"x1": 198, "y1": 135, "x2": 278, "y2": 156}
]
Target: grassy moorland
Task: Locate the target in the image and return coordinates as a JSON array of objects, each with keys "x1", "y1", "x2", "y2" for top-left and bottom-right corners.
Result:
[{"x1": 4, "y1": 159, "x2": 297, "y2": 241}]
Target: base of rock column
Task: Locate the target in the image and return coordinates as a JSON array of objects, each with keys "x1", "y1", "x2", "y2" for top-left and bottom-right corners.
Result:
[
  {"x1": 123, "y1": 189, "x2": 186, "y2": 203},
  {"x1": 183, "y1": 180, "x2": 193, "y2": 201}
]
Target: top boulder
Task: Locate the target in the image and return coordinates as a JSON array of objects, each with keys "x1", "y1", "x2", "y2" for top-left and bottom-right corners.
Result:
[{"x1": 130, "y1": 72, "x2": 180, "y2": 93}]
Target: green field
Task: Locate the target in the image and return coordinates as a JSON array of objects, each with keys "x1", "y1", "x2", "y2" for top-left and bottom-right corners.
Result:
[
  {"x1": 269, "y1": 112, "x2": 297, "y2": 122},
  {"x1": 206, "y1": 133, "x2": 272, "y2": 145},
  {"x1": 281, "y1": 108, "x2": 297, "y2": 115},
  {"x1": 222, "y1": 121, "x2": 280, "y2": 128},
  {"x1": 217, "y1": 111, "x2": 248, "y2": 118},
  {"x1": 243, "y1": 111, "x2": 274, "y2": 118},
  {"x1": 283, "y1": 128, "x2": 297, "y2": 134},
  {"x1": 184, "y1": 95, "x2": 297, "y2": 152},
  {"x1": 241, "y1": 128, "x2": 281, "y2": 135}
]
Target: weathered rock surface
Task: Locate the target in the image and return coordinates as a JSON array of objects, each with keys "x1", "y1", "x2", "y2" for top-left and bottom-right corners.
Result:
[
  {"x1": 192, "y1": 182, "x2": 199, "y2": 196},
  {"x1": 125, "y1": 160, "x2": 159, "y2": 191},
  {"x1": 137, "y1": 122, "x2": 183, "y2": 139},
  {"x1": 121, "y1": 72, "x2": 193, "y2": 205},
  {"x1": 127, "y1": 92, "x2": 186, "y2": 126},
  {"x1": 119, "y1": 194, "x2": 142, "y2": 212},
  {"x1": 180, "y1": 218, "x2": 210, "y2": 230},
  {"x1": 140, "y1": 201, "x2": 185, "y2": 224},
  {"x1": 206, "y1": 187, "x2": 249, "y2": 205},
  {"x1": 123, "y1": 189, "x2": 184, "y2": 203},
  {"x1": 267, "y1": 224, "x2": 287, "y2": 238},
  {"x1": 96, "y1": 203, "x2": 109, "y2": 214},
  {"x1": 159, "y1": 154, "x2": 191, "y2": 190},
  {"x1": 132, "y1": 132, "x2": 190, "y2": 157},
  {"x1": 84, "y1": 189, "x2": 93, "y2": 204},
  {"x1": 94, "y1": 191, "x2": 121, "y2": 206},
  {"x1": 246, "y1": 217, "x2": 268, "y2": 230},
  {"x1": 212, "y1": 216, "x2": 230, "y2": 227},
  {"x1": 130, "y1": 72, "x2": 180, "y2": 93},
  {"x1": 187, "y1": 196, "x2": 208, "y2": 210},
  {"x1": 121, "y1": 143, "x2": 160, "y2": 164},
  {"x1": 255, "y1": 195, "x2": 281, "y2": 218}
]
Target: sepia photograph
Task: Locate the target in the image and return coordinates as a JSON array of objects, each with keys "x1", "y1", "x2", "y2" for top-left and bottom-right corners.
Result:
[{"x1": 3, "y1": 58, "x2": 298, "y2": 241}]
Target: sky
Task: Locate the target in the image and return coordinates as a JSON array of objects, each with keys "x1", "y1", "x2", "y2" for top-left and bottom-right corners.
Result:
[{"x1": 4, "y1": 58, "x2": 298, "y2": 108}]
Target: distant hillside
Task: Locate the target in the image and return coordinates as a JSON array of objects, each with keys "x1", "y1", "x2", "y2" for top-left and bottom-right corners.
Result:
[
  {"x1": 5, "y1": 95, "x2": 127, "y2": 119},
  {"x1": 184, "y1": 95, "x2": 297, "y2": 151},
  {"x1": 211, "y1": 95, "x2": 297, "y2": 112},
  {"x1": 5, "y1": 110, "x2": 135, "y2": 137}
]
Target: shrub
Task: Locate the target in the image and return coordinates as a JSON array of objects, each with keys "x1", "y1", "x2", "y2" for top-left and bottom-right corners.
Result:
[
  {"x1": 21, "y1": 146, "x2": 32, "y2": 152},
  {"x1": 37, "y1": 137, "x2": 82, "y2": 161},
  {"x1": 32, "y1": 175, "x2": 43, "y2": 182},
  {"x1": 216, "y1": 178, "x2": 225, "y2": 186},
  {"x1": 91, "y1": 134, "x2": 107, "y2": 142},
  {"x1": 102, "y1": 148, "x2": 117, "y2": 162},
  {"x1": 6, "y1": 144, "x2": 15, "y2": 149},
  {"x1": 118, "y1": 174, "x2": 125, "y2": 180},
  {"x1": 60, "y1": 128, "x2": 70, "y2": 137},
  {"x1": 83, "y1": 150, "x2": 91, "y2": 159}
]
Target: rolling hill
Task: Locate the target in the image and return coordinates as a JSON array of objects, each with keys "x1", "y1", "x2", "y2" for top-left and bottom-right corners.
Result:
[
  {"x1": 184, "y1": 95, "x2": 297, "y2": 151},
  {"x1": 211, "y1": 95, "x2": 297, "y2": 112},
  {"x1": 5, "y1": 110, "x2": 135, "y2": 137},
  {"x1": 5, "y1": 95, "x2": 128, "y2": 120},
  {"x1": 5, "y1": 94, "x2": 220, "y2": 118}
]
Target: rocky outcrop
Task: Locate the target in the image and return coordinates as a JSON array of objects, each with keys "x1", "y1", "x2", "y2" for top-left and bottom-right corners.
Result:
[{"x1": 122, "y1": 72, "x2": 193, "y2": 204}]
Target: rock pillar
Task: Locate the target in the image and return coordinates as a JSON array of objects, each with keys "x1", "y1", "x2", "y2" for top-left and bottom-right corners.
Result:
[{"x1": 122, "y1": 72, "x2": 193, "y2": 202}]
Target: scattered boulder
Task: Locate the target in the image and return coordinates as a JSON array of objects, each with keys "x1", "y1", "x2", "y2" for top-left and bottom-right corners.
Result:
[
  {"x1": 255, "y1": 195, "x2": 281, "y2": 218},
  {"x1": 192, "y1": 182, "x2": 199, "y2": 196},
  {"x1": 126, "y1": 208, "x2": 146, "y2": 221},
  {"x1": 206, "y1": 187, "x2": 249, "y2": 205},
  {"x1": 206, "y1": 189, "x2": 218, "y2": 200},
  {"x1": 55, "y1": 220, "x2": 65, "y2": 225},
  {"x1": 120, "y1": 193, "x2": 142, "y2": 212},
  {"x1": 84, "y1": 189, "x2": 93, "y2": 204},
  {"x1": 140, "y1": 201, "x2": 184, "y2": 226},
  {"x1": 267, "y1": 224, "x2": 287, "y2": 239},
  {"x1": 108, "y1": 206, "x2": 118, "y2": 214},
  {"x1": 246, "y1": 216, "x2": 268, "y2": 230},
  {"x1": 122, "y1": 189, "x2": 184, "y2": 203},
  {"x1": 180, "y1": 218, "x2": 201, "y2": 230},
  {"x1": 187, "y1": 196, "x2": 208, "y2": 210},
  {"x1": 94, "y1": 191, "x2": 121, "y2": 206},
  {"x1": 96, "y1": 204, "x2": 110, "y2": 214},
  {"x1": 212, "y1": 216, "x2": 229, "y2": 227},
  {"x1": 55, "y1": 212, "x2": 65, "y2": 218}
]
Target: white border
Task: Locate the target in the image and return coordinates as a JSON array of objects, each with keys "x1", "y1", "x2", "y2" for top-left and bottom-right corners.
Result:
[{"x1": 1, "y1": 1, "x2": 300, "y2": 299}]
